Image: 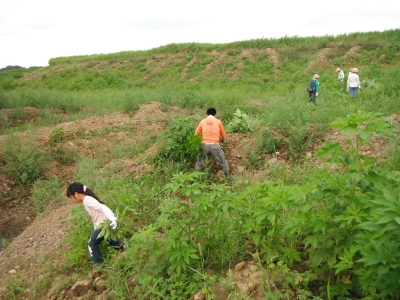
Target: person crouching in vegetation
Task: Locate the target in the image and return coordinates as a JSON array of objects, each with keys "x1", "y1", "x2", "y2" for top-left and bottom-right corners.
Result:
[
  {"x1": 347, "y1": 67, "x2": 361, "y2": 98},
  {"x1": 66, "y1": 182, "x2": 124, "y2": 265},
  {"x1": 194, "y1": 107, "x2": 234, "y2": 181}
]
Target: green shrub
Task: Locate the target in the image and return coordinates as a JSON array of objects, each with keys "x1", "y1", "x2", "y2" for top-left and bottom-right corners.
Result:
[
  {"x1": 307, "y1": 111, "x2": 399, "y2": 299},
  {"x1": 48, "y1": 127, "x2": 64, "y2": 146},
  {"x1": 156, "y1": 117, "x2": 202, "y2": 163},
  {"x1": 51, "y1": 146, "x2": 77, "y2": 165},
  {"x1": 225, "y1": 108, "x2": 253, "y2": 133},
  {"x1": 257, "y1": 129, "x2": 283, "y2": 154},
  {"x1": 2, "y1": 135, "x2": 50, "y2": 185}
]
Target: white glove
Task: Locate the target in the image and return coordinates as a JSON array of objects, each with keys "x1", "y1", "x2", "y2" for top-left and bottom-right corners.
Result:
[
  {"x1": 109, "y1": 216, "x2": 117, "y2": 230},
  {"x1": 316, "y1": 92, "x2": 319, "y2": 96}
]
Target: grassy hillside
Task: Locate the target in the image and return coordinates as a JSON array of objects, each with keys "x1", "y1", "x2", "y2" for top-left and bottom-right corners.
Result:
[
  {"x1": 1, "y1": 29, "x2": 400, "y2": 299},
  {"x1": 0, "y1": 30, "x2": 399, "y2": 93}
]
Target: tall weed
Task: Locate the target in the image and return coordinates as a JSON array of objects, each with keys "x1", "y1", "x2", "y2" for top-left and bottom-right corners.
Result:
[
  {"x1": 30, "y1": 177, "x2": 64, "y2": 214},
  {"x1": 155, "y1": 117, "x2": 201, "y2": 164},
  {"x1": 1, "y1": 134, "x2": 50, "y2": 185}
]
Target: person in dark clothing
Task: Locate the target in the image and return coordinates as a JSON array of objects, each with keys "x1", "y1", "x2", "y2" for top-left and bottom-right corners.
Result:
[{"x1": 308, "y1": 74, "x2": 319, "y2": 103}]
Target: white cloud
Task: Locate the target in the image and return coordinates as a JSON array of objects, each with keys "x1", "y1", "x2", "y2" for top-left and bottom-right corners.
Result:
[{"x1": 1, "y1": 0, "x2": 399, "y2": 68}]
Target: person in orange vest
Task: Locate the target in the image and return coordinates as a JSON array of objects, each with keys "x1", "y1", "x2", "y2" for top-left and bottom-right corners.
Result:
[{"x1": 194, "y1": 107, "x2": 234, "y2": 181}]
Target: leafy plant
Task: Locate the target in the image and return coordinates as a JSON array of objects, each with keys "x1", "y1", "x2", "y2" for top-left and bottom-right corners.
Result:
[
  {"x1": 97, "y1": 220, "x2": 119, "y2": 242},
  {"x1": 48, "y1": 127, "x2": 64, "y2": 146},
  {"x1": 225, "y1": 108, "x2": 253, "y2": 133},
  {"x1": 156, "y1": 117, "x2": 202, "y2": 163},
  {"x1": 305, "y1": 111, "x2": 399, "y2": 299}
]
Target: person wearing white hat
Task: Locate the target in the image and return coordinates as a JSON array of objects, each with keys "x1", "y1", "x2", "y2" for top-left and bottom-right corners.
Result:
[
  {"x1": 347, "y1": 68, "x2": 361, "y2": 97},
  {"x1": 336, "y1": 68, "x2": 344, "y2": 82},
  {"x1": 307, "y1": 74, "x2": 319, "y2": 103}
]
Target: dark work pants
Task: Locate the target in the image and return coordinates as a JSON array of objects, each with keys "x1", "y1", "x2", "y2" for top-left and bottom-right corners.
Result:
[
  {"x1": 309, "y1": 92, "x2": 316, "y2": 103},
  {"x1": 195, "y1": 143, "x2": 230, "y2": 174},
  {"x1": 88, "y1": 229, "x2": 121, "y2": 265}
]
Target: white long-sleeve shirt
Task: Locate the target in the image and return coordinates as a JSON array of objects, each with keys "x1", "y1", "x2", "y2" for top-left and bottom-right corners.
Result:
[
  {"x1": 83, "y1": 196, "x2": 115, "y2": 229},
  {"x1": 338, "y1": 70, "x2": 344, "y2": 81},
  {"x1": 347, "y1": 72, "x2": 361, "y2": 88}
]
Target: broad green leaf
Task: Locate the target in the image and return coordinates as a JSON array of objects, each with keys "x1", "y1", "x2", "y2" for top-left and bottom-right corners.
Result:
[
  {"x1": 382, "y1": 222, "x2": 399, "y2": 231},
  {"x1": 252, "y1": 233, "x2": 261, "y2": 246},
  {"x1": 376, "y1": 215, "x2": 397, "y2": 224}
]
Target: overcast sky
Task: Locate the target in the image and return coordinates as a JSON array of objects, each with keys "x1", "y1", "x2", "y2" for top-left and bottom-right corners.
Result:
[{"x1": 1, "y1": 0, "x2": 399, "y2": 69}]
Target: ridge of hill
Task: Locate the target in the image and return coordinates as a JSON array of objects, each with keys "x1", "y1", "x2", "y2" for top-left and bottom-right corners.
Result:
[{"x1": 1, "y1": 29, "x2": 399, "y2": 91}]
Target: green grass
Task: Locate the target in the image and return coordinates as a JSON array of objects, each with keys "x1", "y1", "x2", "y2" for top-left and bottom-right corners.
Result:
[{"x1": 1, "y1": 29, "x2": 400, "y2": 299}]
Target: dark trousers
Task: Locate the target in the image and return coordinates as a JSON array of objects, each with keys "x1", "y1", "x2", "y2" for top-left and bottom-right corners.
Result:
[
  {"x1": 88, "y1": 229, "x2": 121, "y2": 264},
  {"x1": 195, "y1": 143, "x2": 230, "y2": 174},
  {"x1": 309, "y1": 92, "x2": 316, "y2": 103}
]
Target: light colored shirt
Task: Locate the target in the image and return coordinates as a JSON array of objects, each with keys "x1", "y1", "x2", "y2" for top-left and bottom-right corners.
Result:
[
  {"x1": 347, "y1": 72, "x2": 361, "y2": 88},
  {"x1": 195, "y1": 115, "x2": 226, "y2": 144},
  {"x1": 83, "y1": 196, "x2": 115, "y2": 229},
  {"x1": 338, "y1": 70, "x2": 344, "y2": 81}
]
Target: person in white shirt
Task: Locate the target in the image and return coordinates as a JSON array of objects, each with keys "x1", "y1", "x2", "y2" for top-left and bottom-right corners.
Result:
[
  {"x1": 67, "y1": 182, "x2": 124, "y2": 265},
  {"x1": 336, "y1": 67, "x2": 344, "y2": 82},
  {"x1": 347, "y1": 68, "x2": 361, "y2": 98}
]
